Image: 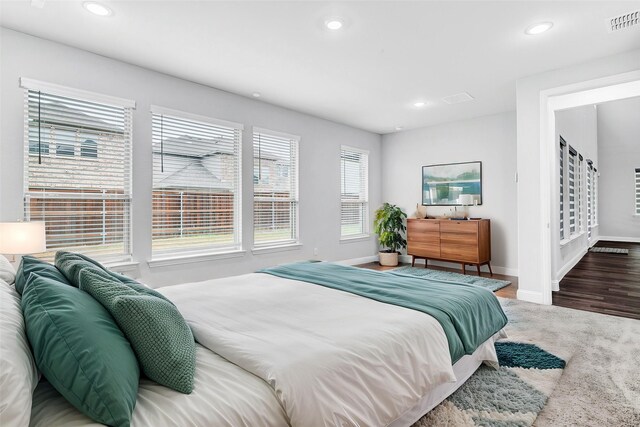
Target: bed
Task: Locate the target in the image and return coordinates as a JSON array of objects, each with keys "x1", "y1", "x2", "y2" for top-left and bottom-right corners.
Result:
[{"x1": 7, "y1": 261, "x2": 508, "y2": 427}]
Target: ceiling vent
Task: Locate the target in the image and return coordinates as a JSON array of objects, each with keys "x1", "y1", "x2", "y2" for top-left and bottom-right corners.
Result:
[
  {"x1": 442, "y1": 92, "x2": 474, "y2": 105},
  {"x1": 607, "y1": 10, "x2": 639, "y2": 32}
]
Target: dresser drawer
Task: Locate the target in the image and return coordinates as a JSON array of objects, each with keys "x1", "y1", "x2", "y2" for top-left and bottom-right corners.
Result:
[
  {"x1": 440, "y1": 232, "x2": 478, "y2": 245},
  {"x1": 440, "y1": 220, "x2": 478, "y2": 234},
  {"x1": 407, "y1": 230, "x2": 439, "y2": 244},
  {"x1": 408, "y1": 242, "x2": 441, "y2": 258},
  {"x1": 441, "y1": 243, "x2": 479, "y2": 263},
  {"x1": 407, "y1": 220, "x2": 440, "y2": 234}
]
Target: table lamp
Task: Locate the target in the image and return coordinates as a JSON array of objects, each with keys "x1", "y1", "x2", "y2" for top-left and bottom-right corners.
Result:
[
  {"x1": 0, "y1": 221, "x2": 47, "y2": 262},
  {"x1": 459, "y1": 194, "x2": 475, "y2": 219}
]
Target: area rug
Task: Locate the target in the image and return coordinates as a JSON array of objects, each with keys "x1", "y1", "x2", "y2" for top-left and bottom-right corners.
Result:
[
  {"x1": 589, "y1": 247, "x2": 629, "y2": 254},
  {"x1": 415, "y1": 342, "x2": 566, "y2": 427},
  {"x1": 389, "y1": 266, "x2": 511, "y2": 292},
  {"x1": 412, "y1": 298, "x2": 640, "y2": 427}
]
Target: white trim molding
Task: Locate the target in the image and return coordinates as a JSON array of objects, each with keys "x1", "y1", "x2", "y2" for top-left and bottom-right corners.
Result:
[
  {"x1": 555, "y1": 247, "x2": 588, "y2": 285},
  {"x1": 597, "y1": 235, "x2": 640, "y2": 243},
  {"x1": 517, "y1": 289, "x2": 545, "y2": 304},
  {"x1": 20, "y1": 77, "x2": 136, "y2": 108},
  {"x1": 148, "y1": 250, "x2": 246, "y2": 268}
]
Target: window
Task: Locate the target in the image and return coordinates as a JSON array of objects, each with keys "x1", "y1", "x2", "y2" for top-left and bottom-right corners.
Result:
[
  {"x1": 593, "y1": 168, "x2": 598, "y2": 226},
  {"x1": 559, "y1": 137, "x2": 566, "y2": 240},
  {"x1": 341, "y1": 146, "x2": 369, "y2": 239},
  {"x1": 587, "y1": 160, "x2": 593, "y2": 240},
  {"x1": 81, "y1": 139, "x2": 98, "y2": 158},
  {"x1": 577, "y1": 154, "x2": 583, "y2": 232},
  {"x1": 22, "y1": 79, "x2": 134, "y2": 261},
  {"x1": 253, "y1": 129, "x2": 299, "y2": 247},
  {"x1": 151, "y1": 107, "x2": 242, "y2": 256},
  {"x1": 636, "y1": 168, "x2": 640, "y2": 215},
  {"x1": 568, "y1": 146, "x2": 577, "y2": 235}
]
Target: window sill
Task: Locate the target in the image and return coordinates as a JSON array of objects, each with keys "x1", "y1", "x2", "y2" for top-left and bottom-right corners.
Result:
[
  {"x1": 252, "y1": 243, "x2": 302, "y2": 255},
  {"x1": 340, "y1": 234, "x2": 372, "y2": 243},
  {"x1": 148, "y1": 250, "x2": 246, "y2": 268},
  {"x1": 560, "y1": 232, "x2": 584, "y2": 247},
  {"x1": 105, "y1": 261, "x2": 139, "y2": 276}
]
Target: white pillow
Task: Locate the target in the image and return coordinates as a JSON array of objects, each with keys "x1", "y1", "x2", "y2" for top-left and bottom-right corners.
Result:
[
  {"x1": 0, "y1": 281, "x2": 39, "y2": 426},
  {"x1": 0, "y1": 255, "x2": 16, "y2": 285}
]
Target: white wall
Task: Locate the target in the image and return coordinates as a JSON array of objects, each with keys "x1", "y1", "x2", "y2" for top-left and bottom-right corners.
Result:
[
  {"x1": 551, "y1": 105, "x2": 598, "y2": 285},
  {"x1": 516, "y1": 48, "x2": 640, "y2": 303},
  {"x1": 381, "y1": 112, "x2": 518, "y2": 275},
  {"x1": 597, "y1": 96, "x2": 640, "y2": 241},
  {"x1": 0, "y1": 29, "x2": 382, "y2": 286}
]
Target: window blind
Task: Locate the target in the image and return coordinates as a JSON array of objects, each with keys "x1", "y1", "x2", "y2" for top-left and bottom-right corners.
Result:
[
  {"x1": 151, "y1": 108, "x2": 242, "y2": 256},
  {"x1": 252, "y1": 129, "x2": 299, "y2": 247},
  {"x1": 568, "y1": 146, "x2": 577, "y2": 235},
  {"x1": 23, "y1": 87, "x2": 133, "y2": 262},
  {"x1": 587, "y1": 160, "x2": 593, "y2": 240},
  {"x1": 593, "y1": 168, "x2": 598, "y2": 225},
  {"x1": 636, "y1": 168, "x2": 640, "y2": 215},
  {"x1": 578, "y1": 154, "x2": 583, "y2": 231},
  {"x1": 341, "y1": 146, "x2": 369, "y2": 238},
  {"x1": 559, "y1": 137, "x2": 566, "y2": 240}
]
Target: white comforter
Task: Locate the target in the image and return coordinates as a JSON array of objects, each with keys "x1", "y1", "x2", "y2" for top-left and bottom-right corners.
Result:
[{"x1": 160, "y1": 272, "x2": 464, "y2": 427}]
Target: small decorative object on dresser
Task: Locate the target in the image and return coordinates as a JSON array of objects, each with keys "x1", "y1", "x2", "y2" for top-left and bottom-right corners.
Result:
[
  {"x1": 407, "y1": 218, "x2": 492, "y2": 275},
  {"x1": 373, "y1": 203, "x2": 407, "y2": 267}
]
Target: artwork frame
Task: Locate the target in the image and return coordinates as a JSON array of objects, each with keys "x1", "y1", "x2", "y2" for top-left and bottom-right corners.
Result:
[{"x1": 421, "y1": 161, "x2": 482, "y2": 206}]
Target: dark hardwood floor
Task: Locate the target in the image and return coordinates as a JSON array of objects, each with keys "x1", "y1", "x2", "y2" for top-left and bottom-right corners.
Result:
[
  {"x1": 553, "y1": 240, "x2": 640, "y2": 320},
  {"x1": 356, "y1": 261, "x2": 519, "y2": 300}
]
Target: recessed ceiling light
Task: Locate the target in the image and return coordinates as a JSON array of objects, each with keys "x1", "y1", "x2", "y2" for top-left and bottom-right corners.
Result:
[
  {"x1": 83, "y1": 1, "x2": 112, "y2": 17},
  {"x1": 414, "y1": 102, "x2": 426, "y2": 108},
  {"x1": 395, "y1": 126, "x2": 403, "y2": 131},
  {"x1": 525, "y1": 22, "x2": 553, "y2": 35},
  {"x1": 325, "y1": 19, "x2": 344, "y2": 30},
  {"x1": 252, "y1": 92, "x2": 261, "y2": 98}
]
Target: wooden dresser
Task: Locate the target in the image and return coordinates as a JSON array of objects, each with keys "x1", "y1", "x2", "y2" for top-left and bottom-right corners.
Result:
[{"x1": 407, "y1": 218, "x2": 492, "y2": 275}]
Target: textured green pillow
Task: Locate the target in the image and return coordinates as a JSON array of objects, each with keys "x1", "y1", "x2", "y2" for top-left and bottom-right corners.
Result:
[
  {"x1": 79, "y1": 268, "x2": 196, "y2": 394},
  {"x1": 14, "y1": 255, "x2": 70, "y2": 295},
  {"x1": 21, "y1": 272, "x2": 139, "y2": 427},
  {"x1": 55, "y1": 251, "x2": 171, "y2": 303}
]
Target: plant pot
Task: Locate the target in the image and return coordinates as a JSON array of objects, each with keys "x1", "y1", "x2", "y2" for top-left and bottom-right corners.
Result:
[{"x1": 379, "y1": 251, "x2": 399, "y2": 267}]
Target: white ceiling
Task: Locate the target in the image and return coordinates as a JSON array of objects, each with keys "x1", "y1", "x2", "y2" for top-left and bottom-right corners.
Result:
[{"x1": 1, "y1": 1, "x2": 639, "y2": 134}]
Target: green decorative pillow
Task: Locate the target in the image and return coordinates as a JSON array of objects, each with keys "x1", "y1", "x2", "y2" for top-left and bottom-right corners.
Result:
[
  {"x1": 79, "y1": 268, "x2": 196, "y2": 394},
  {"x1": 15, "y1": 255, "x2": 70, "y2": 295},
  {"x1": 21, "y1": 272, "x2": 139, "y2": 427},
  {"x1": 55, "y1": 251, "x2": 171, "y2": 303}
]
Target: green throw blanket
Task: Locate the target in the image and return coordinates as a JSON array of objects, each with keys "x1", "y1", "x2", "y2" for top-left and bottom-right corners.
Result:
[{"x1": 260, "y1": 262, "x2": 508, "y2": 363}]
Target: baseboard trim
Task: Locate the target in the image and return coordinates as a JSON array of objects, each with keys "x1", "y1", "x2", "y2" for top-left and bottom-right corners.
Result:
[
  {"x1": 597, "y1": 235, "x2": 640, "y2": 243},
  {"x1": 556, "y1": 247, "x2": 588, "y2": 282},
  {"x1": 516, "y1": 289, "x2": 546, "y2": 304},
  {"x1": 336, "y1": 255, "x2": 378, "y2": 266},
  {"x1": 399, "y1": 255, "x2": 517, "y2": 277}
]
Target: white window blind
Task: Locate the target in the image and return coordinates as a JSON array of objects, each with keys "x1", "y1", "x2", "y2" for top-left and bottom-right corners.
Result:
[
  {"x1": 23, "y1": 85, "x2": 133, "y2": 262},
  {"x1": 587, "y1": 160, "x2": 593, "y2": 240},
  {"x1": 252, "y1": 129, "x2": 299, "y2": 247},
  {"x1": 151, "y1": 107, "x2": 242, "y2": 256},
  {"x1": 341, "y1": 146, "x2": 369, "y2": 238},
  {"x1": 593, "y1": 168, "x2": 598, "y2": 225},
  {"x1": 636, "y1": 168, "x2": 640, "y2": 215},
  {"x1": 568, "y1": 146, "x2": 577, "y2": 235},
  {"x1": 559, "y1": 137, "x2": 566, "y2": 240},
  {"x1": 578, "y1": 154, "x2": 583, "y2": 232}
]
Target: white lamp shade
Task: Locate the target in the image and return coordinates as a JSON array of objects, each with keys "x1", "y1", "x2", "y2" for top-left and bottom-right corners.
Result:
[
  {"x1": 459, "y1": 194, "x2": 475, "y2": 206},
  {"x1": 0, "y1": 222, "x2": 47, "y2": 255}
]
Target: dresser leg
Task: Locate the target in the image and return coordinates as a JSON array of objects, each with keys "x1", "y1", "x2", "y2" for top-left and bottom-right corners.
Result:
[
  {"x1": 411, "y1": 256, "x2": 415, "y2": 267},
  {"x1": 487, "y1": 262, "x2": 493, "y2": 276},
  {"x1": 461, "y1": 263, "x2": 465, "y2": 275},
  {"x1": 424, "y1": 259, "x2": 428, "y2": 269},
  {"x1": 476, "y1": 264, "x2": 481, "y2": 276}
]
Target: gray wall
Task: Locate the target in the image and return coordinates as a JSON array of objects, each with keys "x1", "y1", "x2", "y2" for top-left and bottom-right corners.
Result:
[
  {"x1": 597, "y1": 96, "x2": 640, "y2": 240},
  {"x1": 0, "y1": 29, "x2": 382, "y2": 286},
  {"x1": 381, "y1": 111, "x2": 518, "y2": 275}
]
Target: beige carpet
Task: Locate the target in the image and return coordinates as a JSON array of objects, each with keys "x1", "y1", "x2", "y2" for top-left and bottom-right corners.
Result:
[{"x1": 415, "y1": 297, "x2": 640, "y2": 426}]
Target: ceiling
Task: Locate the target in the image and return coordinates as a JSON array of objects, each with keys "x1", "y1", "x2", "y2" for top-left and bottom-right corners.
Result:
[{"x1": 1, "y1": 1, "x2": 639, "y2": 134}]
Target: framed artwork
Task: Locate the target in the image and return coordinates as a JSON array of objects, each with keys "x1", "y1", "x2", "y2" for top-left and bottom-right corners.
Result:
[{"x1": 422, "y1": 161, "x2": 482, "y2": 206}]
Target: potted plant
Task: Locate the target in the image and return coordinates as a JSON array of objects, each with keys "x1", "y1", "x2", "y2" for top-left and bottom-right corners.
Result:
[{"x1": 373, "y1": 203, "x2": 407, "y2": 267}]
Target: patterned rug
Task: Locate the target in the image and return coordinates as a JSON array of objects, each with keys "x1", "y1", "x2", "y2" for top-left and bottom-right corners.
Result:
[
  {"x1": 589, "y1": 247, "x2": 629, "y2": 254},
  {"x1": 389, "y1": 266, "x2": 511, "y2": 292},
  {"x1": 415, "y1": 342, "x2": 566, "y2": 427}
]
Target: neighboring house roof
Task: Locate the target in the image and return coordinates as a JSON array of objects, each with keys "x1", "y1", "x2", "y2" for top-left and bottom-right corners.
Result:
[
  {"x1": 157, "y1": 135, "x2": 236, "y2": 157},
  {"x1": 155, "y1": 160, "x2": 232, "y2": 191}
]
